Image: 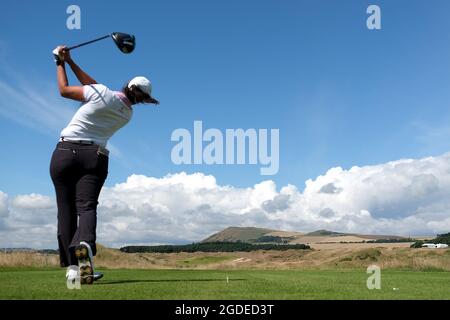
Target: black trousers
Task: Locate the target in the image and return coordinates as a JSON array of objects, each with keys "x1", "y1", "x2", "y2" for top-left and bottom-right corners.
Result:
[{"x1": 49, "y1": 141, "x2": 108, "y2": 267}]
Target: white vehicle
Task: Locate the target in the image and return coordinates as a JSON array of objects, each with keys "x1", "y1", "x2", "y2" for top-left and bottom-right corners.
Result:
[{"x1": 422, "y1": 243, "x2": 449, "y2": 249}]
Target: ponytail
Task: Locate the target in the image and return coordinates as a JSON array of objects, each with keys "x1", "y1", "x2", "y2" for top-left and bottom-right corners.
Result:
[{"x1": 123, "y1": 83, "x2": 159, "y2": 105}]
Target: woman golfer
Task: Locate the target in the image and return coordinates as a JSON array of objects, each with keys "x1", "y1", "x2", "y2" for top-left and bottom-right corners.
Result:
[{"x1": 49, "y1": 46, "x2": 159, "y2": 284}]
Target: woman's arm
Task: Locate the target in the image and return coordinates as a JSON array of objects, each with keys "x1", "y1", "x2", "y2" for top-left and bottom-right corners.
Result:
[
  {"x1": 56, "y1": 64, "x2": 84, "y2": 101},
  {"x1": 65, "y1": 56, "x2": 97, "y2": 86},
  {"x1": 54, "y1": 46, "x2": 84, "y2": 101}
]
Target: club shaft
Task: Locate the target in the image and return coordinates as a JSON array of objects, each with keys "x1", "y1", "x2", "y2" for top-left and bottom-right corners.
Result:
[{"x1": 67, "y1": 34, "x2": 110, "y2": 51}]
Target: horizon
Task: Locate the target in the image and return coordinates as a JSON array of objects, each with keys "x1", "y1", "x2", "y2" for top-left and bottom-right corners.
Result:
[{"x1": 1, "y1": 225, "x2": 441, "y2": 250}]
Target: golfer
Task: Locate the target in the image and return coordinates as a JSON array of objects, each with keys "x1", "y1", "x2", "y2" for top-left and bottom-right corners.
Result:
[{"x1": 49, "y1": 46, "x2": 159, "y2": 284}]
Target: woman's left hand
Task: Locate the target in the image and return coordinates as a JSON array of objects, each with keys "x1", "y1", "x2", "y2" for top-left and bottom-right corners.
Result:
[{"x1": 61, "y1": 46, "x2": 72, "y2": 63}]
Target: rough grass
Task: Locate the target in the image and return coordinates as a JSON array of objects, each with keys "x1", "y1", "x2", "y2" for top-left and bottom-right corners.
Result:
[
  {"x1": 0, "y1": 252, "x2": 59, "y2": 268},
  {"x1": 1, "y1": 245, "x2": 449, "y2": 272},
  {"x1": 0, "y1": 268, "x2": 449, "y2": 300}
]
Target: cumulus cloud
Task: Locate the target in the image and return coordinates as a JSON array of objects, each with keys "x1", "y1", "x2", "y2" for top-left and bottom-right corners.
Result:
[
  {"x1": 1, "y1": 153, "x2": 450, "y2": 249},
  {"x1": 319, "y1": 183, "x2": 342, "y2": 194},
  {"x1": 261, "y1": 194, "x2": 291, "y2": 213},
  {"x1": 11, "y1": 194, "x2": 54, "y2": 210},
  {"x1": 0, "y1": 192, "x2": 56, "y2": 247}
]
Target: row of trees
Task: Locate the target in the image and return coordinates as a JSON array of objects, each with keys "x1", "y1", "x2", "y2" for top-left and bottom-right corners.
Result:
[
  {"x1": 251, "y1": 236, "x2": 291, "y2": 244},
  {"x1": 411, "y1": 232, "x2": 450, "y2": 248},
  {"x1": 120, "y1": 241, "x2": 311, "y2": 253},
  {"x1": 434, "y1": 232, "x2": 450, "y2": 244},
  {"x1": 366, "y1": 238, "x2": 416, "y2": 243}
]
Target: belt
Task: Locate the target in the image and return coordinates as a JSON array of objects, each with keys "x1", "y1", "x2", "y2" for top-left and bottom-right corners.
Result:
[
  {"x1": 60, "y1": 137, "x2": 95, "y2": 145},
  {"x1": 59, "y1": 137, "x2": 110, "y2": 156}
]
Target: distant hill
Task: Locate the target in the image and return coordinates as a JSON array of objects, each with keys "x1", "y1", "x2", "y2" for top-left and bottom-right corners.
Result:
[
  {"x1": 0, "y1": 248, "x2": 34, "y2": 253},
  {"x1": 305, "y1": 229, "x2": 405, "y2": 240},
  {"x1": 201, "y1": 226, "x2": 408, "y2": 246},
  {"x1": 0, "y1": 248, "x2": 58, "y2": 254},
  {"x1": 201, "y1": 227, "x2": 277, "y2": 243}
]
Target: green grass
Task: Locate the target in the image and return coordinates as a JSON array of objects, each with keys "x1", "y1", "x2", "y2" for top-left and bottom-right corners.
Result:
[{"x1": 0, "y1": 268, "x2": 449, "y2": 299}]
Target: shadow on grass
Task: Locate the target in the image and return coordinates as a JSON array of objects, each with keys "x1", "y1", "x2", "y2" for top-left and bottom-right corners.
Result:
[{"x1": 95, "y1": 278, "x2": 248, "y2": 286}]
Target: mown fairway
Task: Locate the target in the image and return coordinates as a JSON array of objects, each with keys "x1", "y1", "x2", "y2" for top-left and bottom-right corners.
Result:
[{"x1": 0, "y1": 268, "x2": 449, "y2": 299}]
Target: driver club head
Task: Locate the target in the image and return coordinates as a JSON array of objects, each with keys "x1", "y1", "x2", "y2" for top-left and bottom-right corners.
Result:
[{"x1": 111, "y1": 32, "x2": 136, "y2": 54}]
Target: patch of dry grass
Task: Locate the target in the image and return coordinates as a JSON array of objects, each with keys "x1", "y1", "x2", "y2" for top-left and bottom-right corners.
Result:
[
  {"x1": 0, "y1": 251, "x2": 59, "y2": 268},
  {"x1": 1, "y1": 245, "x2": 449, "y2": 271}
]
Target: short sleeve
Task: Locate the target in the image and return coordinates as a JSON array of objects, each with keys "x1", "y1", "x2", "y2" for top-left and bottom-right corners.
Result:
[
  {"x1": 83, "y1": 84, "x2": 108, "y2": 102},
  {"x1": 83, "y1": 85, "x2": 96, "y2": 102}
]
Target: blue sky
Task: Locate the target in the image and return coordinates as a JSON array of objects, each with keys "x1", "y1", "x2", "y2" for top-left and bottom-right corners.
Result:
[{"x1": 1, "y1": 0, "x2": 450, "y2": 197}]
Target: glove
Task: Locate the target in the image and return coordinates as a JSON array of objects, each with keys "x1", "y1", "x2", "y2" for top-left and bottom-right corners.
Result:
[{"x1": 52, "y1": 47, "x2": 64, "y2": 66}]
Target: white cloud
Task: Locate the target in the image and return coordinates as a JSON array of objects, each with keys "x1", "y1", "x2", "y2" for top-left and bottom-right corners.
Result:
[
  {"x1": 1, "y1": 153, "x2": 450, "y2": 248},
  {"x1": 11, "y1": 194, "x2": 54, "y2": 210},
  {"x1": 0, "y1": 191, "x2": 56, "y2": 247}
]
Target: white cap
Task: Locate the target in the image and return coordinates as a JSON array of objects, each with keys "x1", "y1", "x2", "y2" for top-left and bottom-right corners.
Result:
[{"x1": 128, "y1": 76, "x2": 152, "y2": 96}]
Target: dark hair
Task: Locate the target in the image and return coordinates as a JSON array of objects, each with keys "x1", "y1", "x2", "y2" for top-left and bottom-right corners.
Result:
[{"x1": 123, "y1": 84, "x2": 159, "y2": 105}]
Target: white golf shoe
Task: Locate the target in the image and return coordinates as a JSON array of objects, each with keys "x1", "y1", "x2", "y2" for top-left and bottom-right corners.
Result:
[{"x1": 66, "y1": 265, "x2": 79, "y2": 282}]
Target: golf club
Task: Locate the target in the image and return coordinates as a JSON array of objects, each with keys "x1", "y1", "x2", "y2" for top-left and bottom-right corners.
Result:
[{"x1": 66, "y1": 32, "x2": 136, "y2": 54}]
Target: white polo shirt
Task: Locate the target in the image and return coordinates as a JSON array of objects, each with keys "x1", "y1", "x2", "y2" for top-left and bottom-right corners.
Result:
[{"x1": 60, "y1": 84, "x2": 133, "y2": 147}]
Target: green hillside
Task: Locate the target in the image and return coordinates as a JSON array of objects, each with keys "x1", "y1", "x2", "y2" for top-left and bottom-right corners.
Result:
[
  {"x1": 305, "y1": 230, "x2": 345, "y2": 236},
  {"x1": 201, "y1": 227, "x2": 276, "y2": 243}
]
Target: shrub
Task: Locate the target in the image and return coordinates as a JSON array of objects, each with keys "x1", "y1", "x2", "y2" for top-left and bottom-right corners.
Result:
[
  {"x1": 355, "y1": 248, "x2": 381, "y2": 261},
  {"x1": 411, "y1": 241, "x2": 424, "y2": 248}
]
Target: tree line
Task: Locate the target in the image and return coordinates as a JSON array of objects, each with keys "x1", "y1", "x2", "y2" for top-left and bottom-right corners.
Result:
[
  {"x1": 120, "y1": 241, "x2": 311, "y2": 253},
  {"x1": 411, "y1": 232, "x2": 450, "y2": 248}
]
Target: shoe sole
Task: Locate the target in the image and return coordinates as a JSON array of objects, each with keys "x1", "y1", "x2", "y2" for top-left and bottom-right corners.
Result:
[{"x1": 75, "y1": 244, "x2": 93, "y2": 285}]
